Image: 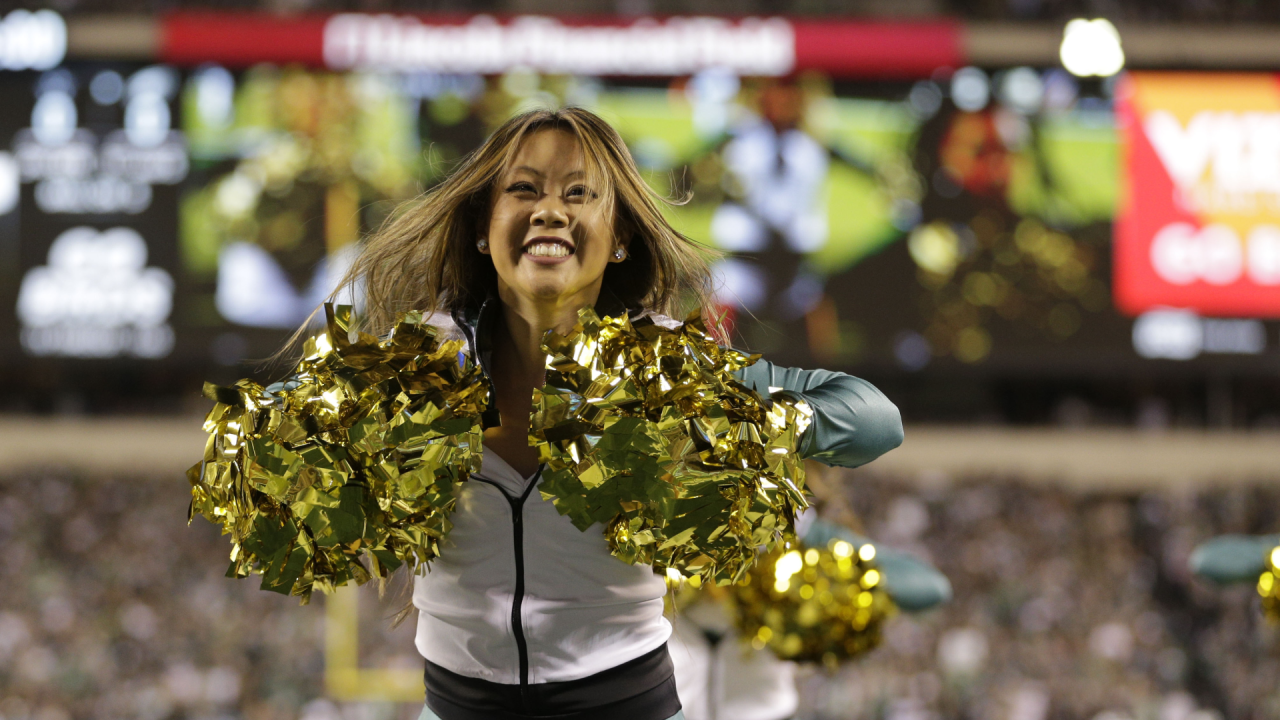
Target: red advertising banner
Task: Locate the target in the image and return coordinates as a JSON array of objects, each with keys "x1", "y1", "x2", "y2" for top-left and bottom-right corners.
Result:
[
  {"x1": 161, "y1": 12, "x2": 332, "y2": 68},
  {"x1": 1115, "y1": 72, "x2": 1280, "y2": 317},
  {"x1": 160, "y1": 12, "x2": 960, "y2": 79}
]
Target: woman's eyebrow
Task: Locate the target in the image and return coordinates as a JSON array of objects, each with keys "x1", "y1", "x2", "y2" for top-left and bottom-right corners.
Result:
[{"x1": 510, "y1": 166, "x2": 585, "y2": 179}]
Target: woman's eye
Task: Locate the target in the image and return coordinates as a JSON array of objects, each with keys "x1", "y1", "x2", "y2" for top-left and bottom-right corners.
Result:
[
  {"x1": 506, "y1": 182, "x2": 536, "y2": 194},
  {"x1": 567, "y1": 186, "x2": 594, "y2": 199}
]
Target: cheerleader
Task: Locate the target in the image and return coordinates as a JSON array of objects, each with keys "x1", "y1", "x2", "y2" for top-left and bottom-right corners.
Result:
[{"x1": 311, "y1": 107, "x2": 910, "y2": 720}]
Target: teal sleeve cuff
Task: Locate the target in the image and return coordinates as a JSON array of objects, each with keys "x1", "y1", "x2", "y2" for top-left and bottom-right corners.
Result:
[{"x1": 802, "y1": 518, "x2": 952, "y2": 613}]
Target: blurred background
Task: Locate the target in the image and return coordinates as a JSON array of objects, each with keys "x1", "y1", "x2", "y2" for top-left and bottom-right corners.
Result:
[{"x1": 2, "y1": 3, "x2": 1280, "y2": 719}]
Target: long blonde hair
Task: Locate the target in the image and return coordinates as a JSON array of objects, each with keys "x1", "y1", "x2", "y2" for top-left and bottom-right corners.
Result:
[{"x1": 334, "y1": 106, "x2": 719, "y2": 335}]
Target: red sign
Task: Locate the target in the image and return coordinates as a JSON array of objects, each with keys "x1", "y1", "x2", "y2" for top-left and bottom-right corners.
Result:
[
  {"x1": 160, "y1": 12, "x2": 960, "y2": 79},
  {"x1": 1115, "y1": 72, "x2": 1280, "y2": 317}
]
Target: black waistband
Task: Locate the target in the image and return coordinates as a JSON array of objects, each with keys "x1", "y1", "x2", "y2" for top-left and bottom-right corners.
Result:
[{"x1": 424, "y1": 643, "x2": 680, "y2": 720}]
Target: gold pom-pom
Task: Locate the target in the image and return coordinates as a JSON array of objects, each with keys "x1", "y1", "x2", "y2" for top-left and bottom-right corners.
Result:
[
  {"x1": 187, "y1": 305, "x2": 488, "y2": 602},
  {"x1": 1258, "y1": 545, "x2": 1280, "y2": 622},
  {"x1": 732, "y1": 539, "x2": 896, "y2": 666},
  {"x1": 530, "y1": 307, "x2": 813, "y2": 585}
]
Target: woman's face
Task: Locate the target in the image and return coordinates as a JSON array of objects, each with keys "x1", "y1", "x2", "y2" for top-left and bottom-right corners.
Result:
[{"x1": 481, "y1": 128, "x2": 624, "y2": 310}]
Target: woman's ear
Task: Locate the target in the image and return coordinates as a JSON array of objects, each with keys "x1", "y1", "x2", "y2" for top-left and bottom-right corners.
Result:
[
  {"x1": 609, "y1": 236, "x2": 634, "y2": 263},
  {"x1": 610, "y1": 216, "x2": 634, "y2": 263},
  {"x1": 473, "y1": 189, "x2": 494, "y2": 255}
]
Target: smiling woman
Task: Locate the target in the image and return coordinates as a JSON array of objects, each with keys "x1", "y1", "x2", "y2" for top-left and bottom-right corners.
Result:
[
  {"x1": 340, "y1": 107, "x2": 714, "y2": 341},
  {"x1": 476, "y1": 128, "x2": 637, "y2": 476},
  {"x1": 305, "y1": 107, "x2": 907, "y2": 720},
  {"x1": 336, "y1": 108, "x2": 723, "y2": 482}
]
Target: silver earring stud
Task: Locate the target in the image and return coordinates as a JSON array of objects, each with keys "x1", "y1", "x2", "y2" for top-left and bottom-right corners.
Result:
[
  {"x1": 613, "y1": 247, "x2": 626, "y2": 260},
  {"x1": 477, "y1": 238, "x2": 489, "y2": 252}
]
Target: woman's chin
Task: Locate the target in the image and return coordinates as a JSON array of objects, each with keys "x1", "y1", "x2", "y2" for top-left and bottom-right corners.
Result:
[
  {"x1": 507, "y1": 266, "x2": 604, "y2": 303},
  {"x1": 505, "y1": 278, "x2": 591, "y2": 305}
]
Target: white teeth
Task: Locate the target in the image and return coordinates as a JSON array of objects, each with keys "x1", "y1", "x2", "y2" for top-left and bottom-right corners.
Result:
[{"x1": 525, "y1": 242, "x2": 571, "y2": 258}]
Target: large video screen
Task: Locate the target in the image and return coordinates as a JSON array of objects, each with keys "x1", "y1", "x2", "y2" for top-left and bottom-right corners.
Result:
[
  {"x1": 6, "y1": 65, "x2": 184, "y2": 365},
  {"x1": 2, "y1": 64, "x2": 1276, "y2": 411}
]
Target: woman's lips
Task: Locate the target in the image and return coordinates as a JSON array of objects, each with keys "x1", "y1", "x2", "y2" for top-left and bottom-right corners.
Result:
[{"x1": 522, "y1": 239, "x2": 575, "y2": 265}]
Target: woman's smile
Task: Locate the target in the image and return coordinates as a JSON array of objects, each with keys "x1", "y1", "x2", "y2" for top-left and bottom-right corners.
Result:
[{"x1": 521, "y1": 236, "x2": 576, "y2": 263}]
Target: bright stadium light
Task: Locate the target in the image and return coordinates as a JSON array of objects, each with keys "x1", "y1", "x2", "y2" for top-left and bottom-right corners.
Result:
[
  {"x1": 0, "y1": 10, "x2": 67, "y2": 71},
  {"x1": 950, "y1": 67, "x2": 990, "y2": 112},
  {"x1": 1060, "y1": 18, "x2": 1124, "y2": 78}
]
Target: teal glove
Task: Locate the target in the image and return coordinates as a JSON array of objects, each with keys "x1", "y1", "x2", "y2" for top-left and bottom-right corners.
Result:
[
  {"x1": 1190, "y1": 534, "x2": 1280, "y2": 585},
  {"x1": 803, "y1": 518, "x2": 952, "y2": 612}
]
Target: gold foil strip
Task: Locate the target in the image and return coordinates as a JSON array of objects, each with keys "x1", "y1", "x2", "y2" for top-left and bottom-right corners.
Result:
[
  {"x1": 187, "y1": 304, "x2": 487, "y2": 603},
  {"x1": 1258, "y1": 545, "x2": 1280, "y2": 622},
  {"x1": 732, "y1": 539, "x2": 896, "y2": 666},
  {"x1": 530, "y1": 308, "x2": 814, "y2": 586}
]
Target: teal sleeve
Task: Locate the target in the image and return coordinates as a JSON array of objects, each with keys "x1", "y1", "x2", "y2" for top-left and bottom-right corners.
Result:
[
  {"x1": 1190, "y1": 534, "x2": 1280, "y2": 585},
  {"x1": 802, "y1": 518, "x2": 951, "y2": 613},
  {"x1": 733, "y1": 359, "x2": 904, "y2": 468},
  {"x1": 263, "y1": 379, "x2": 302, "y2": 408}
]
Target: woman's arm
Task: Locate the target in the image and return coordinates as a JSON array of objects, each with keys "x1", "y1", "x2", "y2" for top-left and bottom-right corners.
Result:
[{"x1": 733, "y1": 359, "x2": 904, "y2": 469}]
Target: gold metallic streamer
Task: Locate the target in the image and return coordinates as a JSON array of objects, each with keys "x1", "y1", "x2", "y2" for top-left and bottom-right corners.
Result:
[
  {"x1": 1258, "y1": 545, "x2": 1280, "y2": 622},
  {"x1": 732, "y1": 539, "x2": 896, "y2": 666},
  {"x1": 530, "y1": 308, "x2": 813, "y2": 585},
  {"x1": 187, "y1": 305, "x2": 487, "y2": 602}
]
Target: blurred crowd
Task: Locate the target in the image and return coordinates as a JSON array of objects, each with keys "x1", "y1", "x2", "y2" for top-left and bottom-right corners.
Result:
[
  {"x1": 0, "y1": 469, "x2": 418, "y2": 720},
  {"x1": 799, "y1": 469, "x2": 1280, "y2": 720},
  {"x1": 2, "y1": 465, "x2": 1280, "y2": 720}
]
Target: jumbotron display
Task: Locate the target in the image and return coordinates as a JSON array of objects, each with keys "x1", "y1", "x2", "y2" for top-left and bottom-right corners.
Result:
[
  {"x1": 1116, "y1": 72, "x2": 1280, "y2": 317},
  {"x1": 1, "y1": 31, "x2": 1278, "y2": 410}
]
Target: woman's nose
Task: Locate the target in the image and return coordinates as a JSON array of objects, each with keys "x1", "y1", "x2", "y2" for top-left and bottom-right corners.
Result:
[{"x1": 531, "y1": 197, "x2": 569, "y2": 228}]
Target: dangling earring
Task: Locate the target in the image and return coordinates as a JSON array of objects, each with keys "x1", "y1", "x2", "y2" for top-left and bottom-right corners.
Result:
[
  {"x1": 477, "y1": 238, "x2": 489, "y2": 252},
  {"x1": 613, "y1": 247, "x2": 626, "y2": 261}
]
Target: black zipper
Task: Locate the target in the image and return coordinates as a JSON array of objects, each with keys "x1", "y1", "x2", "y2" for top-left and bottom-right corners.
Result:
[
  {"x1": 509, "y1": 476, "x2": 538, "y2": 703},
  {"x1": 473, "y1": 467, "x2": 542, "y2": 710}
]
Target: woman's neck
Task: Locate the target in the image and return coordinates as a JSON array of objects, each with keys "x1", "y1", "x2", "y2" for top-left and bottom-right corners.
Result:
[{"x1": 497, "y1": 287, "x2": 600, "y2": 373}]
